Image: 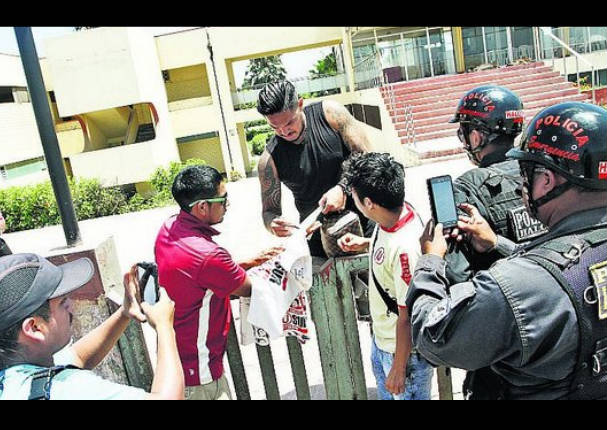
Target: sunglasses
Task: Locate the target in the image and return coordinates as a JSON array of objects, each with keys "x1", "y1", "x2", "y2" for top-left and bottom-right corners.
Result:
[
  {"x1": 519, "y1": 161, "x2": 546, "y2": 187},
  {"x1": 188, "y1": 193, "x2": 229, "y2": 208}
]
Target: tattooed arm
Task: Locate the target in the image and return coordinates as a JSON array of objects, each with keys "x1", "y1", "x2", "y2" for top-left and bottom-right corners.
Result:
[
  {"x1": 323, "y1": 99, "x2": 372, "y2": 153},
  {"x1": 318, "y1": 100, "x2": 372, "y2": 214},
  {"x1": 258, "y1": 150, "x2": 293, "y2": 237}
]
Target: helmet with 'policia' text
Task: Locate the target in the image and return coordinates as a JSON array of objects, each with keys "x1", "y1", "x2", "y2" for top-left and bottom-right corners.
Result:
[
  {"x1": 449, "y1": 85, "x2": 525, "y2": 137},
  {"x1": 507, "y1": 101, "x2": 607, "y2": 191}
]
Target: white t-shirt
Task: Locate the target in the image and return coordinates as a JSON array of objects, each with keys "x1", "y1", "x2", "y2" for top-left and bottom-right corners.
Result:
[{"x1": 369, "y1": 203, "x2": 424, "y2": 354}]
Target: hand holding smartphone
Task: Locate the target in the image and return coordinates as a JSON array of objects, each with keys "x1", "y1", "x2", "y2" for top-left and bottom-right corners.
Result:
[
  {"x1": 427, "y1": 175, "x2": 459, "y2": 233},
  {"x1": 137, "y1": 262, "x2": 160, "y2": 304}
]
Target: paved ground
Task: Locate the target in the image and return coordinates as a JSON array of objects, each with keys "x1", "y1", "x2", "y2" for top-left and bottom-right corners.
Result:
[{"x1": 3, "y1": 156, "x2": 475, "y2": 400}]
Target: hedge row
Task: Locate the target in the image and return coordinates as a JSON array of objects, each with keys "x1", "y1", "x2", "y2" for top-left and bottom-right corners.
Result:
[{"x1": 0, "y1": 158, "x2": 207, "y2": 233}]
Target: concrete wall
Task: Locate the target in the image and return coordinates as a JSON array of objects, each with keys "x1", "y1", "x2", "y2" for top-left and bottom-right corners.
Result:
[
  {"x1": 0, "y1": 103, "x2": 44, "y2": 165},
  {"x1": 0, "y1": 53, "x2": 27, "y2": 87},
  {"x1": 208, "y1": 27, "x2": 343, "y2": 61},
  {"x1": 177, "y1": 136, "x2": 226, "y2": 173},
  {"x1": 550, "y1": 51, "x2": 607, "y2": 80},
  {"x1": 70, "y1": 140, "x2": 158, "y2": 186}
]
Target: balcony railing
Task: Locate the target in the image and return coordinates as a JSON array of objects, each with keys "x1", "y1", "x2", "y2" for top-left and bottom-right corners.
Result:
[{"x1": 231, "y1": 74, "x2": 348, "y2": 110}]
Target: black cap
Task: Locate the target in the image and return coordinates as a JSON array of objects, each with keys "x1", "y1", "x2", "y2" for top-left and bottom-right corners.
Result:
[{"x1": 0, "y1": 254, "x2": 94, "y2": 331}]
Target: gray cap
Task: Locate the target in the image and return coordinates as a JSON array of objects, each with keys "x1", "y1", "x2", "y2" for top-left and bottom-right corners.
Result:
[{"x1": 0, "y1": 253, "x2": 94, "y2": 331}]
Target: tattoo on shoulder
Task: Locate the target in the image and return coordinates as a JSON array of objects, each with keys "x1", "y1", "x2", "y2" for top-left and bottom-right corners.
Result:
[{"x1": 325, "y1": 101, "x2": 369, "y2": 153}]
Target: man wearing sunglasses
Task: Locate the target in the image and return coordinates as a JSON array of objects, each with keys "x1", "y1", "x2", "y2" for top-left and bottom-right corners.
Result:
[
  {"x1": 406, "y1": 102, "x2": 607, "y2": 400},
  {"x1": 154, "y1": 165, "x2": 283, "y2": 400}
]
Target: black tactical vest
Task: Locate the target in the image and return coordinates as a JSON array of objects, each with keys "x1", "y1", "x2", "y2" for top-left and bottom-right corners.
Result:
[
  {"x1": 524, "y1": 227, "x2": 607, "y2": 400},
  {"x1": 465, "y1": 160, "x2": 547, "y2": 243}
]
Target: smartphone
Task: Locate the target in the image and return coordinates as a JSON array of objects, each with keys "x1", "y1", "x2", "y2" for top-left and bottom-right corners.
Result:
[
  {"x1": 427, "y1": 175, "x2": 459, "y2": 230},
  {"x1": 137, "y1": 262, "x2": 160, "y2": 304}
]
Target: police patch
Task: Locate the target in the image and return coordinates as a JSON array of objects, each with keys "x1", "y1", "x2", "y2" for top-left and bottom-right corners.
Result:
[
  {"x1": 599, "y1": 161, "x2": 607, "y2": 180},
  {"x1": 589, "y1": 261, "x2": 607, "y2": 320},
  {"x1": 507, "y1": 206, "x2": 549, "y2": 243}
]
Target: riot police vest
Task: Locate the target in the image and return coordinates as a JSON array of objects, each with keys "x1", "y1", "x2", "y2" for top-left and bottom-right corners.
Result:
[
  {"x1": 524, "y1": 227, "x2": 607, "y2": 400},
  {"x1": 472, "y1": 161, "x2": 547, "y2": 243}
]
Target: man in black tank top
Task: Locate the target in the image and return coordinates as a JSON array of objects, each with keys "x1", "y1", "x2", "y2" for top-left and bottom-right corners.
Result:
[{"x1": 256, "y1": 81, "x2": 374, "y2": 257}]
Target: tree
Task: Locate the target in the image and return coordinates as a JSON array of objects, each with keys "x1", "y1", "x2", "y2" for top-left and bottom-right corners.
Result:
[
  {"x1": 309, "y1": 52, "x2": 338, "y2": 78},
  {"x1": 241, "y1": 55, "x2": 287, "y2": 90},
  {"x1": 308, "y1": 51, "x2": 340, "y2": 97}
]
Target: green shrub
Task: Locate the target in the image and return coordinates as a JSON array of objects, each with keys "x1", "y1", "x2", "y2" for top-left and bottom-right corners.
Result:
[
  {"x1": 250, "y1": 132, "x2": 273, "y2": 156},
  {"x1": 150, "y1": 158, "x2": 207, "y2": 196},
  {"x1": 0, "y1": 158, "x2": 211, "y2": 233},
  {"x1": 246, "y1": 125, "x2": 273, "y2": 141}
]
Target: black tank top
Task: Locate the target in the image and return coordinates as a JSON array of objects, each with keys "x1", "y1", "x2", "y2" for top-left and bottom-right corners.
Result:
[{"x1": 267, "y1": 102, "x2": 351, "y2": 220}]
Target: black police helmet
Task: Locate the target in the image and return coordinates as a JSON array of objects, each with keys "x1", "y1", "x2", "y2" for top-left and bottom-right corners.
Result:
[
  {"x1": 449, "y1": 85, "x2": 525, "y2": 137},
  {"x1": 507, "y1": 102, "x2": 607, "y2": 191}
]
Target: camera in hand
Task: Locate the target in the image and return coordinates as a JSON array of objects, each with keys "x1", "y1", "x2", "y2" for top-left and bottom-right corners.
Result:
[
  {"x1": 137, "y1": 262, "x2": 160, "y2": 304},
  {"x1": 427, "y1": 175, "x2": 459, "y2": 232}
]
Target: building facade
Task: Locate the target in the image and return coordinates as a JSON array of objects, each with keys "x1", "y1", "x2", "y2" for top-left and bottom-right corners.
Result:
[{"x1": 1, "y1": 26, "x2": 605, "y2": 190}]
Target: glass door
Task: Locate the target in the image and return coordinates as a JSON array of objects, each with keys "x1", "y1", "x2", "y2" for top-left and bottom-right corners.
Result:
[
  {"x1": 462, "y1": 27, "x2": 485, "y2": 71},
  {"x1": 511, "y1": 27, "x2": 536, "y2": 61},
  {"x1": 484, "y1": 27, "x2": 509, "y2": 66}
]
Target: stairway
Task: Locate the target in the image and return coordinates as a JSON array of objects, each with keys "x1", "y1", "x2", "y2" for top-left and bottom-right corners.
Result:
[
  {"x1": 380, "y1": 62, "x2": 592, "y2": 160},
  {"x1": 135, "y1": 123, "x2": 156, "y2": 143}
]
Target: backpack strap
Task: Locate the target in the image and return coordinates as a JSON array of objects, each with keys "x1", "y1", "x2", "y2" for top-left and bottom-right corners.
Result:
[
  {"x1": 371, "y1": 232, "x2": 399, "y2": 316},
  {"x1": 28, "y1": 365, "x2": 79, "y2": 400}
]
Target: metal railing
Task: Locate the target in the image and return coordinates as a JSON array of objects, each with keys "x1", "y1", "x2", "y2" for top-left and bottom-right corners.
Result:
[
  {"x1": 540, "y1": 27, "x2": 597, "y2": 103},
  {"x1": 384, "y1": 83, "x2": 416, "y2": 147},
  {"x1": 354, "y1": 54, "x2": 382, "y2": 91},
  {"x1": 224, "y1": 254, "x2": 456, "y2": 400},
  {"x1": 231, "y1": 74, "x2": 348, "y2": 109}
]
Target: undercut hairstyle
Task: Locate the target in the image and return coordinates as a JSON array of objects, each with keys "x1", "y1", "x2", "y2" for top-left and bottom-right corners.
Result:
[
  {"x1": 257, "y1": 81, "x2": 299, "y2": 116},
  {"x1": 0, "y1": 301, "x2": 51, "y2": 370},
  {"x1": 171, "y1": 165, "x2": 224, "y2": 213},
  {"x1": 340, "y1": 152, "x2": 405, "y2": 212}
]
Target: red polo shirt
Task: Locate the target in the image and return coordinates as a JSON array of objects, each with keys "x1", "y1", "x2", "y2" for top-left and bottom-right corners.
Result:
[{"x1": 155, "y1": 210, "x2": 246, "y2": 386}]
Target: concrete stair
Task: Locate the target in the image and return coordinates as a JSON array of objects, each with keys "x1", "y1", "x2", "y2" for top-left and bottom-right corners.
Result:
[{"x1": 381, "y1": 62, "x2": 592, "y2": 160}]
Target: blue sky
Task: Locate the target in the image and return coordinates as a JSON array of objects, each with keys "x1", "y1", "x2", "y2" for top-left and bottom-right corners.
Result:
[{"x1": 0, "y1": 26, "x2": 333, "y2": 86}]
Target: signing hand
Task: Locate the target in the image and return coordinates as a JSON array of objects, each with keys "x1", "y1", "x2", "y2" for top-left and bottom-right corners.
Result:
[
  {"x1": 270, "y1": 217, "x2": 297, "y2": 237},
  {"x1": 319, "y1": 185, "x2": 347, "y2": 215},
  {"x1": 337, "y1": 233, "x2": 370, "y2": 253},
  {"x1": 420, "y1": 220, "x2": 448, "y2": 258},
  {"x1": 122, "y1": 265, "x2": 147, "y2": 323},
  {"x1": 247, "y1": 246, "x2": 285, "y2": 268},
  {"x1": 456, "y1": 203, "x2": 498, "y2": 253}
]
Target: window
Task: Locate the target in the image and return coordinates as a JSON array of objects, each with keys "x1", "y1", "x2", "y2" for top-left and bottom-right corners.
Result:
[{"x1": 0, "y1": 87, "x2": 15, "y2": 103}]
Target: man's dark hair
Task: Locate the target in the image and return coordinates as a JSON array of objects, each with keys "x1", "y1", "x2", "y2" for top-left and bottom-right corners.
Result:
[
  {"x1": 340, "y1": 152, "x2": 405, "y2": 212},
  {"x1": 0, "y1": 301, "x2": 51, "y2": 370},
  {"x1": 256, "y1": 81, "x2": 299, "y2": 116},
  {"x1": 171, "y1": 165, "x2": 223, "y2": 213}
]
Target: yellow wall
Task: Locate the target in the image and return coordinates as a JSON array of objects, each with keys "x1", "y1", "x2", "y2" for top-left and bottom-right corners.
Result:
[
  {"x1": 134, "y1": 104, "x2": 152, "y2": 126},
  {"x1": 57, "y1": 121, "x2": 87, "y2": 155},
  {"x1": 237, "y1": 123, "x2": 251, "y2": 173},
  {"x1": 84, "y1": 117, "x2": 108, "y2": 150},
  {"x1": 165, "y1": 64, "x2": 211, "y2": 102},
  {"x1": 177, "y1": 137, "x2": 226, "y2": 173}
]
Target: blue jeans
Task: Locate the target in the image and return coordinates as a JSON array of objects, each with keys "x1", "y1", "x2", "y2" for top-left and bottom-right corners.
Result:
[{"x1": 371, "y1": 337, "x2": 434, "y2": 400}]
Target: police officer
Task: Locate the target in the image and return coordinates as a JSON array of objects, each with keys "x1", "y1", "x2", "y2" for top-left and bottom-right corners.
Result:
[
  {"x1": 406, "y1": 102, "x2": 607, "y2": 400},
  {"x1": 446, "y1": 85, "x2": 546, "y2": 284}
]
